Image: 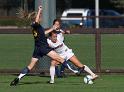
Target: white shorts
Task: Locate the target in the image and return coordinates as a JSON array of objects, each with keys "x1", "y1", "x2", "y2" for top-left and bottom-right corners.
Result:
[{"x1": 59, "y1": 48, "x2": 74, "y2": 61}]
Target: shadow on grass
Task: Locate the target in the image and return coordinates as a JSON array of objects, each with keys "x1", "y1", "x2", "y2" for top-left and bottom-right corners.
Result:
[{"x1": 19, "y1": 81, "x2": 45, "y2": 85}]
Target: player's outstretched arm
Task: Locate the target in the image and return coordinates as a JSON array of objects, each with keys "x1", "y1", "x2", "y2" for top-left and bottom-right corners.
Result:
[
  {"x1": 45, "y1": 25, "x2": 58, "y2": 35},
  {"x1": 35, "y1": 6, "x2": 42, "y2": 23}
]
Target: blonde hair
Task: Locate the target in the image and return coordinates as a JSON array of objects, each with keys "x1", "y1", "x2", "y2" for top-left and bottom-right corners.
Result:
[{"x1": 16, "y1": 7, "x2": 37, "y2": 22}]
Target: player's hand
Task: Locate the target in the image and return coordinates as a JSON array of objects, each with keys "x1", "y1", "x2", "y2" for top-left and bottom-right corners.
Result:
[
  {"x1": 65, "y1": 30, "x2": 71, "y2": 34},
  {"x1": 52, "y1": 25, "x2": 58, "y2": 30},
  {"x1": 38, "y1": 6, "x2": 42, "y2": 11}
]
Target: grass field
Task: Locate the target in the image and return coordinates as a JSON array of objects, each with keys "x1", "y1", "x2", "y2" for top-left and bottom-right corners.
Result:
[
  {"x1": 101, "y1": 34, "x2": 124, "y2": 69},
  {"x1": 0, "y1": 34, "x2": 124, "y2": 69},
  {"x1": 0, "y1": 75, "x2": 124, "y2": 92},
  {"x1": 0, "y1": 34, "x2": 95, "y2": 69},
  {"x1": 0, "y1": 34, "x2": 124, "y2": 92}
]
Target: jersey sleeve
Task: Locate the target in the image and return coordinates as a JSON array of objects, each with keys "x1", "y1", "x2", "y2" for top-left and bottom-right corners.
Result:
[
  {"x1": 47, "y1": 38, "x2": 52, "y2": 47},
  {"x1": 59, "y1": 29, "x2": 63, "y2": 32}
]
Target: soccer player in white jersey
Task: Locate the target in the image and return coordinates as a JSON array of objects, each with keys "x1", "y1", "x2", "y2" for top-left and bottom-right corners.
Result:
[
  {"x1": 47, "y1": 19, "x2": 98, "y2": 84},
  {"x1": 52, "y1": 19, "x2": 79, "y2": 78},
  {"x1": 47, "y1": 30, "x2": 79, "y2": 76}
]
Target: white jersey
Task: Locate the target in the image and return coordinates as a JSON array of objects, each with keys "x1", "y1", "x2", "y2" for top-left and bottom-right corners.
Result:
[
  {"x1": 47, "y1": 32, "x2": 67, "y2": 54},
  {"x1": 47, "y1": 32, "x2": 74, "y2": 61}
]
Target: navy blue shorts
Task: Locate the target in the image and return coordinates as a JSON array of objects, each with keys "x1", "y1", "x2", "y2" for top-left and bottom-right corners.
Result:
[{"x1": 32, "y1": 46, "x2": 52, "y2": 59}]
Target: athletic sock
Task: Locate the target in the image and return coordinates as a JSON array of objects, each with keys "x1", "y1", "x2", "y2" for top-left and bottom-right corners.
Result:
[
  {"x1": 62, "y1": 61, "x2": 70, "y2": 69},
  {"x1": 78, "y1": 66, "x2": 85, "y2": 73},
  {"x1": 62, "y1": 62, "x2": 78, "y2": 73},
  {"x1": 83, "y1": 65, "x2": 95, "y2": 76},
  {"x1": 50, "y1": 66, "x2": 55, "y2": 81},
  {"x1": 60, "y1": 64, "x2": 65, "y2": 73},
  {"x1": 55, "y1": 66, "x2": 60, "y2": 77},
  {"x1": 18, "y1": 67, "x2": 30, "y2": 80}
]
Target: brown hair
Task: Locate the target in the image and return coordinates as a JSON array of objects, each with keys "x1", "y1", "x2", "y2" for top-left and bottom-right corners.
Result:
[
  {"x1": 53, "y1": 19, "x2": 61, "y2": 25},
  {"x1": 49, "y1": 30, "x2": 57, "y2": 37}
]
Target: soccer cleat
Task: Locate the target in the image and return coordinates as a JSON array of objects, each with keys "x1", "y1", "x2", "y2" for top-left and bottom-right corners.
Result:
[
  {"x1": 47, "y1": 80, "x2": 54, "y2": 84},
  {"x1": 92, "y1": 75, "x2": 99, "y2": 80},
  {"x1": 10, "y1": 78, "x2": 19, "y2": 86}
]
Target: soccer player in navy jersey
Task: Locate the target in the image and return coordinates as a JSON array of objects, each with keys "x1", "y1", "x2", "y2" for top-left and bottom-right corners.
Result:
[{"x1": 10, "y1": 6, "x2": 70, "y2": 86}]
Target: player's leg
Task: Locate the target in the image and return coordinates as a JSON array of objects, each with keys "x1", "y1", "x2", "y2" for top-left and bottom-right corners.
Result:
[
  {"x1": 60, "y1": 50, "x2": 79, "y2": 75},
  {"x1": 47, "y1": 50, "x2": 69, "y2": 69},
  {"x1": 10, "y1": 57, "x2": 38, "y2": 86},
  {"x1": 60, "y1": 61, "x2": 79, "y2": 77},
  {"x1": 59, "y1": 63, "x2": 66, "y2": 77},
  {"x1": 18, "y1": 58, "x2": 38, "y2": 80},
  {"x1": 55, "y1": 65, "x2": 62, "y2": 77},
  {"x1": 49, "y1": 60, "x2": 60, "y2": 84},
  {"x1": 69, "y1": 55, "x2": 98, "y2": 79}
]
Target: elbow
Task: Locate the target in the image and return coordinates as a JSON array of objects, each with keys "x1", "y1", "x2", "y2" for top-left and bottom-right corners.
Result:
[{"x1": 35, "y1": 18, "x2": 40, "y2": 23}]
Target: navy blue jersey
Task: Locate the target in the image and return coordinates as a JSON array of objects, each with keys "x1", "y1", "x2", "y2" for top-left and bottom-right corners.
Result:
[
  {"x1": 31, "y1": 22, "x2": 49, "y2": 47},
  {"x1": 31, "y1": 22, "x2": 52, "y2": 59}
]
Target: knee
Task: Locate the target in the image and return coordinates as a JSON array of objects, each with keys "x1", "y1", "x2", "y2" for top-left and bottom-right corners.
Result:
[
  {"x1": 27, "y1": 66, "x2": 33, "y2": 70},
  {"x1": 51, "y1": 61, "x2": 56, "y2": 66},
  {"x1": 52, "y1": 57, "x2": 64, "y2": 63},
  {"x1": 28, "y1": 59, "x2": 38, "y2": 70}
]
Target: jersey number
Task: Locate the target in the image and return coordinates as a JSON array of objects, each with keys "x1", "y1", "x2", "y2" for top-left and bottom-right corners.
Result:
[{"x1": 33, "y1": 30, "x2": 38, "y2": 37}]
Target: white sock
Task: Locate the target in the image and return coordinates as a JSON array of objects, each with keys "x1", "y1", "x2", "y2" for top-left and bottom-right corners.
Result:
[
  {"x1": 84, "y1": 65, "x2": 95, "y2": 76},
  {"x1": 18, "y1": 73, "x2": 26, "y2": 80},
  {"x1": 50, "y1": 66, "x2": 55, "y2": 81}
]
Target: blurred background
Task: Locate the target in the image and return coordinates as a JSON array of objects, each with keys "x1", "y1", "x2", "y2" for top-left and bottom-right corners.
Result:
[
  {"x1": 0, "y1": 0, "x2": 124, "y2": 74},
  {"x1": 0, "y1": 0, "x2": 124, "y2": 28}
]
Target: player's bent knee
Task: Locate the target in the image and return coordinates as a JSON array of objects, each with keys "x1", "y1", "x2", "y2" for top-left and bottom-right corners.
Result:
[
  {"x1": 47, "y1": 51, "x2": 64, "y2": 63},
  {"x1": 51, "y1": 60, "x2": 56, "y2": 66},
  {"x1": 52, "y1": 56, "x2": 64, "y2": 63}
]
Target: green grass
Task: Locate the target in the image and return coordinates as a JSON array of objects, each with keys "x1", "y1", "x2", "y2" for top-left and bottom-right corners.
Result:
[
  {"x1": 0, "y1": 75, "x2": 124, "y2": 92},
  {"x1": 0, "y1": 34, "x2": 96, "y2": 69},
  {"x1": 101, "y1": 34, "x2": 124, "y2": 69},
  {"x1": 0, "y1": 34, "x2": 124, "y2": 92},
  {"x1": 0, "y1": 34, "x2": 33, "y2": 69},
  {"x1": 65, "y1": 34, "x2": 95, "y2": 68},
  {"x1": 0, "y1": 34, "x2": 124, "y2": 69}
]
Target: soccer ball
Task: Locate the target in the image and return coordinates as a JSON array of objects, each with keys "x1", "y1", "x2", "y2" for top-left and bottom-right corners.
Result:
[{"x1": 83, "y1": 75, "x2": 93, "y2": 84}]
